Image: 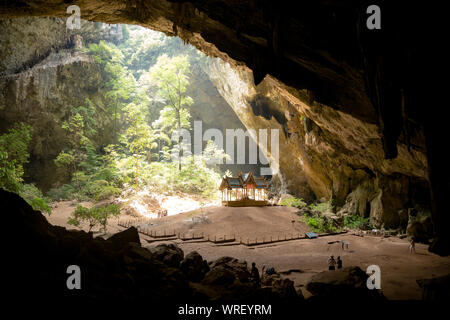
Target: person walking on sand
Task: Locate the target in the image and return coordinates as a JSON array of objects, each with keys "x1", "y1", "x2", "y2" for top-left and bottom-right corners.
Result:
[
  {"x1": 336, "y1": 256, "x2": 342, "y2": 269},
  {"x1": 409, "y1": 238, "x2": 416, "y2": 254},
  {"x1": 328, "y1": 255, "x2": 336, "y2": 270}
]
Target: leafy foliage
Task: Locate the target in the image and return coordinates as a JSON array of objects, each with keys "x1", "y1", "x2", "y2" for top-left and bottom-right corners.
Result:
[
  {"x1": 54, "y1": 104, "x2": 97, "y2": 176},
  {"x1": 20, "y1": 183, "x2": 51, "y2": 214},
  {"x1": 0, "y1": 125, "x2": 52, "y2": 213},
  {"x1": 147, "y1": 54, "x2": 193, "y2": 171},
  {"x1": 309, "y1": 200, "x2": 334, "y2": 213},
  {"x1": 68, "y1": 204, "x2": 120, "y2": 232},
  {"x1": 0, "y1": 123, "x2": 32, "y2": 193},
  {"x1": 280, "y1": 196, "x2": 307, "y2": 208},
  {"x1": 28, "y1": 197, "x2": 52, "y2": 215},
  {"x1": 343, "y1": 215, "x2": 373, "y2": 230},
  {"x1": 305, "y1": 216, "x2": 339, "y2": 233}
]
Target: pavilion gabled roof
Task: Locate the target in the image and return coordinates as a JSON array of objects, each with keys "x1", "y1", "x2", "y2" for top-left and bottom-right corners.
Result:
[
  {"x1": 220, "y1": 176, "x2": 243, "y2": 190},
  {"x1": 220, "y1": 171, "x2": 268, "y2": 190},
  {"x1": 242, "y1": 171, "x2": 268, "y2": 189},
  {"x1": 254, "y1": 177, "x2": 268, "y2": 189}
]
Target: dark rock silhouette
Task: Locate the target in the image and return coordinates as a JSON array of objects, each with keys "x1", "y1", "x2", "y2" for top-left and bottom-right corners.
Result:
[{"x1": 306, "y1": 266, "x2": 385, "y2": 301}]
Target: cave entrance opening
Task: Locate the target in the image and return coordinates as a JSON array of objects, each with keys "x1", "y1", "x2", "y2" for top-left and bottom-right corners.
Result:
[{"x1": 0, "y1": 17, "x2": 274, "y2": 226}]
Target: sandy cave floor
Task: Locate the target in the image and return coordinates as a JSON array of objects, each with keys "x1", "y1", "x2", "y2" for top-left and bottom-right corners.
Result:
[{"x1": 46, "y1": 201, "x2": 450, "y2": 300}]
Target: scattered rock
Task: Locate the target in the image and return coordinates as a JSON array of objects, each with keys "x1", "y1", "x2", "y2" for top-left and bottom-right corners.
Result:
[
  {"x1": 202, "y1": 266, "x2": 237, "y2": 287},
  {"x1": 107, "y1": 226, "x2": 140, "y2": 249},
  {"x1": 270, "y1": 278, "x2": 299, "y2": 301},
  {"x1": 208, "y1": 257, "x2": 251, "y2": 283},
  {"x1": 306, "y1": 266, "x2": 385, "y2": 301},
  {"x1": 261, "y1": 273, "x2": 281, "y2": 286},
  {"x1": 150, "y1": 243, "x2": 184, "y2": 267},
  {"x1": 180, "y1": 251, "x2": 209, "y2": 282},
  {"x1": 417, "y1": 274, "x2": 450, "y2": 301}
]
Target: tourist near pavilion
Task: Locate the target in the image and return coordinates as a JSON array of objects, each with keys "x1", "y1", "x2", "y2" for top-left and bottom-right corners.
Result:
[{"x1": 219, "y1": 171, "x2": 268, "y2": 206}]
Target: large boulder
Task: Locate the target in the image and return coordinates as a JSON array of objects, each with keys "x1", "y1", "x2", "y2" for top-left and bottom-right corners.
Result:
[
  {"x1": 202, "y1": 266, "x2": 237, "y2": 287},
  {"x1": 195, "y1": 257, "x2": 255, "y2": 300},
  {"x1": 107, "y1": 227, "x2": 140, "y2": 249},
  {"x1": 306, "y1": 266, "x2": 384, "y2": 301},
  {"x1": 417, "y1": 274, "x2": 450, "y2": 301},
  {"x1": 149, "y1": 243, "x2": 184, "y2": 267},
  {"x1": 208, "y1": 256, "x2": 251, "y2": 283},
  {"x1": 406, "y1": 209, "x2": 433, "y2": 243},
  {"x1": 180, "y1": 251, "x2": 209, "y2": 282},
  {"x1": 270, "y1": 278, "x2": 299, "y2": 302}
]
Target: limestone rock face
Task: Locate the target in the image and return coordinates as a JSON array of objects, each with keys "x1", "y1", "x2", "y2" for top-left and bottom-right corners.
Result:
[
  {"x1": 204, "y1": 58, "x2": 429, "y2": 229},
  {"x1": 0, "y1": 18, "x2": 123, "y2": 190},
  {"x1": 406, "y1": 209, "x2": 434, "y2": 243}
]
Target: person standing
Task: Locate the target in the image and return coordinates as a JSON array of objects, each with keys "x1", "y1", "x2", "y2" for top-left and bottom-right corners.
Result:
[
  {"x1": 336, "y1": 256, "x2": 342, "y2": 269},
  {"x1": 409, "y1": 238, "x2": 416, "y2": 254},
  {"x1": 250, "y1": 262, "x2": 260, "y2": 287},
  {"x1": 328, "y1": 255, "x2": 336, "y2": 270},
  {"x1": 341, "y1": 240, "x2": 349, "y2": 250}
]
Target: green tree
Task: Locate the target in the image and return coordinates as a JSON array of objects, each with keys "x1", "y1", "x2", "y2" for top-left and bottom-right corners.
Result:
[
  {"x1": 122, "y1": 103, "x2": 156, "y2": 192},
  {"x1": 55, "y1": 110, "x2": 95, "y2": 176},
  {"x1": 84, "y1": 41, "x2": 136, "y2": 141},
  {"x1": 68, "y1": 204, "x2": 120, "y2": 233},
  {"x1": 203, "y1": 140, "x2": 231, "y2": 170},
  {"x1": 149, "y1": 54, "x2": 193, "y2": 170},
  {"x1": 105, "y1": 72, "x2": 135, "y2": 140},
  {"x1": 0, "y1": 123, "x2": 32, "y2": 193}
]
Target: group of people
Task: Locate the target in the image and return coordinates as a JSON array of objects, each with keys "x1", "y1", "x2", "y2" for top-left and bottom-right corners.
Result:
[
  {"x1": 156, "y1": 209, "x2": 168, "y2": 218},
  {"x1": 250, "y1": 237, "x2": 416, "y2": 284},
  {"x1": 326, "y1": 237, "x2": 416, "y2": 270},
  {"x1": 249, "y1": 262, "x2": 277, "y2": 287},
  {"x1": 327, "y1": 255, "x2": 343, "y2": 270}
]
